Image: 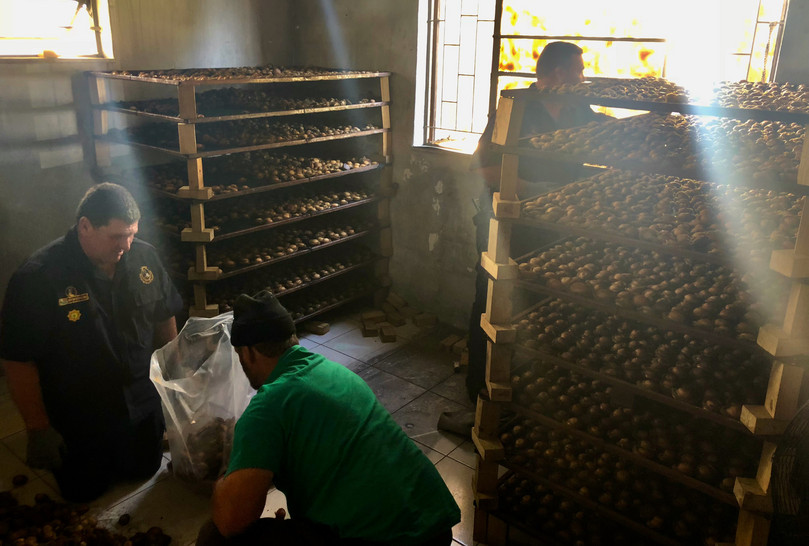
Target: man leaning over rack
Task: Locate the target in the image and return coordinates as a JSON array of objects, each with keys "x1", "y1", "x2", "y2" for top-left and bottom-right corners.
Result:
[
  {"x1": 0, "y1": 182, "x2": 183, "y2": 502},
  {"x1": 464, "y1": 41, "x2": 613, "y2": 407}
]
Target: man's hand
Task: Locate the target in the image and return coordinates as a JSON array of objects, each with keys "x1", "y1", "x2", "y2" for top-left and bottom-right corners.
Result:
[
  {"x1": 212, "y1": 468, "x2": 274, "y2": 537},
  {"x1": 27, "y1": 427, "x2": 67, "y2": 470}
]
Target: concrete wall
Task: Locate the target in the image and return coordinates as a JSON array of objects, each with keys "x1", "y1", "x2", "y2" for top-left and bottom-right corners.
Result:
[
  {"x1": 287, "y1": 0, "x2": 482, "y2": 329},
  {"x1": 0, "y1": 0, "x2": 293, "y2": 305}
]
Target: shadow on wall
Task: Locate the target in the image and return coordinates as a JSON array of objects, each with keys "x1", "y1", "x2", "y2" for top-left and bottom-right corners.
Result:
[{"x1": 0, "y1": 63, "x2": 108, "y2": 303}]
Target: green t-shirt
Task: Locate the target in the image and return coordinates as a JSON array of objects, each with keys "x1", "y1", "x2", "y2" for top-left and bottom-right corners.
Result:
[{"x1": 227, "y1": 345, "x2": 461, "y2": 544}]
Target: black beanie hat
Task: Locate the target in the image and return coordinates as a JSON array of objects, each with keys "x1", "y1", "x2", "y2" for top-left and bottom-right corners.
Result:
[{"x1": 230, "y1": 290, "x2": 296, "y2": 346}]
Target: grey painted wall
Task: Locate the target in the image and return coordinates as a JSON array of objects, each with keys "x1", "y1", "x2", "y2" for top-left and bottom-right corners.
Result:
[
  {"x1": 0, "y1": 0, "x2": 293, "y2": 306},
  {"x1": 287, "y1": 0, "x2": 482, "y2": 329},
  {"x1": 3, "y1": 1, "x2": 807, "y2": 329},
  {"x1": 776, "y1": 0, "x2": 809, "y2": 83}
]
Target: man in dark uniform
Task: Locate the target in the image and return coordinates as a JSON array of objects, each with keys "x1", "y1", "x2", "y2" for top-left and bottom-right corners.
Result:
[
  {"x1": 464, "y1": 42, "x2": 611, "y2": 404},
  {"x1": 0, "y1": 182, "x2": 183, "y2": 502}
]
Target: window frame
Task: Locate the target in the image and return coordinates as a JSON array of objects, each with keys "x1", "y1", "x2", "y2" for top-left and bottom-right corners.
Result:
[{"x1": 417, "y1": 0, "x2": 791, "y2": 153}]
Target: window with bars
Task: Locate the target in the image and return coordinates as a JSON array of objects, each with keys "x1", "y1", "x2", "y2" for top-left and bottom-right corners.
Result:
[{"x1": 416, "y1": 0, "x2": 789, "y2": 154}]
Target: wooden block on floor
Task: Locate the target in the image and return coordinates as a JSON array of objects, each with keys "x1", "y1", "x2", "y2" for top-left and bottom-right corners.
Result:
[
  {"x1": 452, "y1": 338, "x2": 467, "y2": 355},
  {"x1": 301, "y1": 321, "x2": 330, "y2": 335},
  {"x1": 460, "y1": 348, "x2": 469, "y2": 366},
  {"x1": 361, "y1": 310, "x2": 386, "y2": 324},
  {"x1": 361, "y1": 321, "x2": 379, "y2": 337},
  {"x1": 399, "y1": 306, "x2": 419, "y2": 319},
  {"x1": 386, "y1": 291, "x2": 408, "y2": 311},
  {"x1": 414, "y1": 312, "x2": 438, "y2": 327},
  {"x1": 380, "y1": 301, "x2": 397, "y2": 315},
  {"x1": 379, "y1": 325, "x2": 397, "y2": 343},
  {"x1": 440, "y1": 334, "x2": 463, "y2": 351},
  {"x1": 385, "y1": 310, "x2": 406, "y2": 326}
]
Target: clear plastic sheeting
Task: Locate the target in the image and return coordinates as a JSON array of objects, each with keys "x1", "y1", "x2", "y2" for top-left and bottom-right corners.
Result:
[{"x1": 149, "y1": 312, "x2": 255, "y2": 484}]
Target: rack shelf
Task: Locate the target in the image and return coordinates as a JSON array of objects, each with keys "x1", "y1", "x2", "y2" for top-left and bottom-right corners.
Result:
[
  {"x1": 94, "y1": 100, "x2": 388, "y2": 124},
  {"x1": 98, "y1": 127, "x2": 388, "y2": 159},
  {"x1": 475, "y1": 77, "x2": 809, "y2": 546},
  {"x1": 88, "y1": 65, "x2": 393, "y2": 318},
  {"x1": 503, "y1": 84, "x2": 809, "y2": 125},
  {"x1": 505, "y1": 403, "x2": 739, "y2": 505}
]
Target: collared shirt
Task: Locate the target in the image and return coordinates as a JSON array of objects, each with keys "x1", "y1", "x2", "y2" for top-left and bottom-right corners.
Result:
[
  {"x1": 227, "y1": 345, "x2": 461, "y2": 544},
  {"x1": 0, "y1": 227, "x2": 183, "y2": 429},
  {"x1": 471, "y1": 87, "x2": 609, "y2": 185}
]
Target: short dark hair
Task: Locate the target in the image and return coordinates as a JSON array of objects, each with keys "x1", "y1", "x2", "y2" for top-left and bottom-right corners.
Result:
[
  {"x1": 536, "y1": 41, "x2": 584, "y2": 79},
  {"x1": 252, "y1": 334, "x2": 299, "y2": 358},
  {"x1": 76, "y1": 183, "x2": 141, "y2": 227}
]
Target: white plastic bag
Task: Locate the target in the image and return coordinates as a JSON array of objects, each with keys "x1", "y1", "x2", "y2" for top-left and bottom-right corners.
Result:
[{"x1": 150, "y1": 312, "x2": 254, "y2": 483}]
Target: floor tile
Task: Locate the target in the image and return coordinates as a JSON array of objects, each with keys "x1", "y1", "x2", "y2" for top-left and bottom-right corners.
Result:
[
  {"x1": 1, "y1": 429, "x2": 60, "y2": 488},
  {"x1": 357, "y1": 367, "x2": 425, "y2": 413},
  {"x1": 322, "y1": 327, "x2": 406, "y2": 364},
  {"x1": 86, "y1": 456, "x2": 174, "y2": 512},
  {"x1": 92, "y1": 475, "x2": 212, "y2": 546},
  {"x1": 448, "y1": 441, "x2": 478, "y2": 470},
  {"x1": 0, "y1": 396, "x2": 25, "y2": 438},
  {"x1": 391, "y1": 392, "x2": 467, "y2": 454},
  {"x1": 312, "y1": 345, "x2": 368, "y2": 374},
  {"x1": 431, "y1": 372, "x2": 475, "y2": 408},
  {"x1": 0, "y1": 441, "x2": 49, "y2": 498},
  {"x1": 299, "y1": 316, "x2": 360, "y2": 344},
  {"x1": 414, "y1": 439, "x2": 445, "y2": 464},
  {"x1": 373, "y1": 343, "x2": 456, "y2": 389},
  {"x1": 436, "y1": 457, "x2": 475, "y2": 546},
  {"x1": 298, "y1": 336, "x2": 321, "y2": 350},
  {"x1": 393, "y1": 321, "x2": 424, "y2": 340}
]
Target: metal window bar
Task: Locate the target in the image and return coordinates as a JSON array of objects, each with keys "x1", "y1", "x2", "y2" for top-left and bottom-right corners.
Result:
[{"x1": 745, "y1": 0, "x2": 788, "y2": 81}]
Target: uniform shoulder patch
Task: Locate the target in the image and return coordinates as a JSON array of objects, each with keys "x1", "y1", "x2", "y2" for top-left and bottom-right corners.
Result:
[{"x1": 139, "y1": 266, "x2": 154, "y2": 285}]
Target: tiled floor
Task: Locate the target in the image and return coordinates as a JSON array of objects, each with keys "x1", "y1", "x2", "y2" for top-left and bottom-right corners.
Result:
[{"x1": 0, "y1": 309, "x2": 482, "y2": 546}]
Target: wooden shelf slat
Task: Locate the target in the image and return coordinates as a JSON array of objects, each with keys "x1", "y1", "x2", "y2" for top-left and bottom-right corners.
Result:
[
  {"x1": 512, "y1": 278, "x2": 763, "y2": 354},
  {"x1": 506, "y1": 403, "x2": 739, "y2": 506},
  {"x1": 216, "y1": 229, "x2": 374, "y2": 280},
  {"x1": 512, "y1": 343, "x2": 750, "y2": 433},
  {"x1": 88, "y1": 70, "x2": 392, "y2": 86},
  {"x1": 96, "y1": 127, "x2": 388, "y2": 159},
  {"x1": 94, "y1": 100, "x2": 389, "y2": 124}
]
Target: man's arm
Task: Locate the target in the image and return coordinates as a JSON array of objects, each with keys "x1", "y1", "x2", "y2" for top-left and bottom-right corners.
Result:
[
  {"x1": 212, "y1": 468, "x2": 275, "y2": 537},
  {"x1": 1, "y1": 359, "x2": 50, "y2": 430},
  {"x1": 153, "y1": 317, "x2": 178, "y2": 349}
]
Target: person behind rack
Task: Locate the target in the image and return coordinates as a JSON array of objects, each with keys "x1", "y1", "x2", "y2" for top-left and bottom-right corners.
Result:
[
  {"x1": 0, "y1": 182, "x2": 183, "y2": 502},
  {"x1": 461, "y1": 41, "x2": 613, "y2": 408},
  {"x1": 196, "y1": 290, "x2": 460, "y2": 546}
]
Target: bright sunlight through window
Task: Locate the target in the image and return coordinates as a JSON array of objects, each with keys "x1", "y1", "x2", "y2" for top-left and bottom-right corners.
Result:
[
  {"x1": 418, "y1": 0, "x2": 789, "y2": 153},
  {"x1": 0, "y1": 0, "x2": 113, "y2": 59}
]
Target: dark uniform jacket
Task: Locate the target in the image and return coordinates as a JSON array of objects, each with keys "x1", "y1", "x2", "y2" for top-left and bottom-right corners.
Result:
[{"x1": 0, "y1": 227, "x2": 183, "y2": 435}]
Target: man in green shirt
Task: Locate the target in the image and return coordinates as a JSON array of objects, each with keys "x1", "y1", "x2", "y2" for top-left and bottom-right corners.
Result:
[{"x1": 196, "y1": 290, "x2": 461, "y2": 546}]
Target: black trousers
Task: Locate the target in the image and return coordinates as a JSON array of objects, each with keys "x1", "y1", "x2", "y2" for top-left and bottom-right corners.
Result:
[
  {"x1": 53, "y1": 409, "x2": 165, "y2": 503},
  {"x1": 197, "y1": 518, "x2": 453, "y2": 546}
]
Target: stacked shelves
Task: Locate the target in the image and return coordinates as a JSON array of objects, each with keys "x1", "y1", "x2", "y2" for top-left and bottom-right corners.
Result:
[
  {"x1": 87, "y1": 66, "x2": 392, "y2": 320},
  {"x1": 473, "y1": 79, "x2": 809, "y2": 545}
]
